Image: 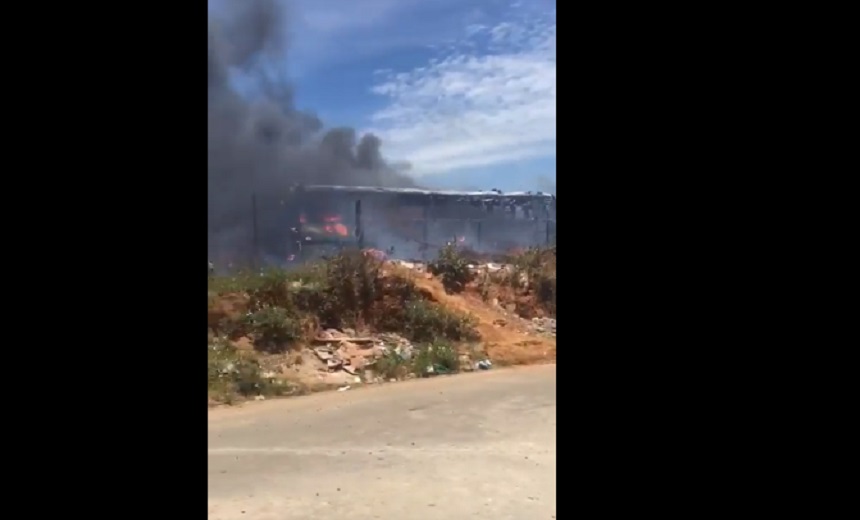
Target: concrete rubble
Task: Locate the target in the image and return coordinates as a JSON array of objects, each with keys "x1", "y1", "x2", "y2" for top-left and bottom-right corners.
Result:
[
  {"x1": 311, "y1": 329, "x2": 416, "y2": 381},
  {"x1": 306, "y1": 328, "x2": 497, "y2": 383},
  {"x1": 292, "y1": 259, "x2": 556, "y2": 385},
  {"x1": 529, "y1": 317, "x2": 557, "y2": 337},
  {"x1": 389, "y1": 260, "x2": 427, "y2": 271},
  {"x1": 389, "y1": 259, "x2": 515, "y2": 276}
]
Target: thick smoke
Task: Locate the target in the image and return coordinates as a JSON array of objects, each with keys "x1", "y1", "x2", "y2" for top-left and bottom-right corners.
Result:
[{"x1": 208, "y1": 0, "x2": 416, "y2": 263}]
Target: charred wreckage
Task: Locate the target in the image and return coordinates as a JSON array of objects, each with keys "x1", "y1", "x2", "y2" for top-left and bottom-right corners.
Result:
[
  {"x1": 278, "y1": 185, "x2": 555, "y2": 263},
  {"x1": 214, "y1": 184, "x2": 556, "y2": 269}
]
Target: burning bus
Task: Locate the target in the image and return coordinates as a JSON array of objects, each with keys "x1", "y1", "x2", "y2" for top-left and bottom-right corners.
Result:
[{"x1": 281, "y1": 184, "x2": 556, "y2": 262}]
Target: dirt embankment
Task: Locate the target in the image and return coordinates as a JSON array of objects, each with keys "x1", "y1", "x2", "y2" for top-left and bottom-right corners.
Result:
[
  {"x1": 208, "y1": 251, "x2": 556, "y2": 404},
  {"x1": 404, "y1": 269, "x2": 556, "y2": 366}
]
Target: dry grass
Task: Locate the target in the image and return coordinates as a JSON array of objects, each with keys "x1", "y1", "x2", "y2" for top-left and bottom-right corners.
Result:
[
  {"x1": 408, "y1": 271, "x2": 556, "y2": 366},
  {"x1": 470, "y1": 246, "x2": 556, "y2": 319},
  {"x1": 207, "y1": 246, "x2": 556, "y2": 402},
  {"x1": 208, "y1": 250, "x2": 479, "y2": 351}
]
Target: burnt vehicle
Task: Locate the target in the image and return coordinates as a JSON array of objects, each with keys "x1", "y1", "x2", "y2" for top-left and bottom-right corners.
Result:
[{"x1": 279, "y1": 185, "x2": 556, "y2": 262}]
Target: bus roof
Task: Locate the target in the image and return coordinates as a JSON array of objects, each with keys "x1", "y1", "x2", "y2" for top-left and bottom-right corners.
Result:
[{"x1": 298, "y1": 185, "x2": 555, "y2": 201}]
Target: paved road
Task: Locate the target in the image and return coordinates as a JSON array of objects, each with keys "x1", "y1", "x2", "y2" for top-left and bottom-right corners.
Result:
[{"x1": 208, "y1": 364, "x2": 556, "y2": 520}]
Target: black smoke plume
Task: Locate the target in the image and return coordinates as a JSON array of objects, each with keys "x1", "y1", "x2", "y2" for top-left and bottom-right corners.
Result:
[{"x1": 208, "y1": 0, "x2": 416, "y2": 263}]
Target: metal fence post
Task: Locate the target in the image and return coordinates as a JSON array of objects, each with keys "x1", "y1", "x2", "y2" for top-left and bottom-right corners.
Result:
[{"x1": 355, "y1": 199, "x2": 364, "y2": 249}]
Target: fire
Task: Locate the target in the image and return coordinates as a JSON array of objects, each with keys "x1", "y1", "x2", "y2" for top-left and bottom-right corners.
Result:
[
  {"x1": 299, "y1": 213, "x2": 349, "y2": 236},
  {"x1": 321, "y1": 214, "x2": 348, "y2": 236},
  {"x1": 324, "y1": 223, "x2": 349, "y2": 236}
]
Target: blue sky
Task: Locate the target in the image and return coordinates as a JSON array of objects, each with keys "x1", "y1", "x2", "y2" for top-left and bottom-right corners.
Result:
[{"x1": 229, "y1": 0, "x2": 556, "y2": 192}]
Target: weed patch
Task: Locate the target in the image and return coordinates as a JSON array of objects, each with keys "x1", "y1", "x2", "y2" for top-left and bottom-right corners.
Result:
[
  {"x1": 372, "y1": 351, "x2": 412, "y2": 380},
  {"x1": 398, "y1": 300, "x2": 479, "y2": 343},
  {"x1": 243, "y1": 306, "x2": 302, "y2": 352},
  {"x1": 208, "y1": 250, "x2": 479, "y2": 349},
  {"x1": 413, "y1": 343, "x2": 461, "y2": 377},
  {"x1": 207, "y1": 337, "x2": 289, "y2": 403},
  {"x1": 428, "y1": 244, "x2": 475, "y2": 294}
]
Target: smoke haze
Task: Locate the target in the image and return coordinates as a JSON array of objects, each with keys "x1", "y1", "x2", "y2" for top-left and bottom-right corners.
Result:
[{"x1": 208, "y1": 0, "x2": 416, "y2": 261}]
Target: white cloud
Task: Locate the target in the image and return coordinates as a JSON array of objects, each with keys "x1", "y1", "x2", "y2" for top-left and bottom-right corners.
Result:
[
  {"x1": 288, "y1": 0, "x2": 472, "y2": 75},
  {"x1": 367, "y1": 7, "x2": 556, "y2": 176}
]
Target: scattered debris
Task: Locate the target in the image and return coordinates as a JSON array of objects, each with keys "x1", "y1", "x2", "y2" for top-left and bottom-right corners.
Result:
[
  {"x1": 295, "y1": 313, "x2": 551, "y2": 386},
  {"x1": 391, "y1": 259, "x2": 515, "y2": 276},
  {"x1": 315, "y1": 329, "x2": 376, "y2": 343},
  {"x1": 313, "y1": 348, "x2": 334, "y2": 361},
  {"x1": 529, "y1": 317, "x2": 557, "y2": 337},
  {"x1": 314, "y1": 336, "x2": 377, "y2": 344},
  {"x1": 308, "y1": 331, "x2": 419, "y2": 382},
  {"x1": 459, "y1": 354, "x2": 475, "y2": 372},
  {"x1": 376, "y1": 333, "x2": 416, "y2": 360},
  {"x1": 210, "y1": 245, "x2": 557, "y2": 404}
]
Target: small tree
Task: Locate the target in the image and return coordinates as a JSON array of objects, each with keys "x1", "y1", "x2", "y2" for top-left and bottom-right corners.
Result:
[{"x1": 428, "y1": 244, "x2": 475, "y2": 294}]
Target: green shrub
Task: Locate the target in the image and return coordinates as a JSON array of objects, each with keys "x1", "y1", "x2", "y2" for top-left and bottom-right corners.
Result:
[
  {"x1": 399, "y1": 300, "x2": 479, "y2": 343},
  {"x1": 247, "y1": 269, "x2": 292, "y2": 309},
  {"x1": 207, "y1": 338, "x2": 287, "y2": 402},
  {"x1": 413, "y1": 342, "x2": 461, "y2": 377},
  {"x1": 372, "y1": 351, "x2": 411, "y2": 380},
  {"x1": 535, "y1": 274, "x2": 556, "y2": 316},
  {"x1": 208, "y1": 249, "x2": 479, "y2": 348},
  {"x1": 208, "y1": 269, "x2": 264, "y2": 294},
  {"x1": 317, "y1": 250, "x2": 383, "y2": 329},
  {"x1": 509, "y1": 246, "x2": 556, "y2": 317},
  {"x1": 428, "y1": 244, "x2": 475, "y2": 293},
  {"x1": 244, "y1": 306, "x2": 302, "y2": 352}
]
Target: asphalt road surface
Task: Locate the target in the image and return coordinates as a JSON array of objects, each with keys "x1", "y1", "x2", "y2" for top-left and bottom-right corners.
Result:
[{"x1": 208, "y1": 364, "x2": 556, "y2": 520}]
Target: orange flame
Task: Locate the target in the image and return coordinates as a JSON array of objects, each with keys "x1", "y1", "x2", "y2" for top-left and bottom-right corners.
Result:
[
  {"x1": 299, "y1": 214, "x2": 348, "y2": 236},
  {"x1": 323, "y1": 223, "x2": 349, "y2": 237}
]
